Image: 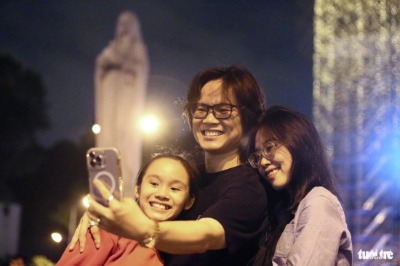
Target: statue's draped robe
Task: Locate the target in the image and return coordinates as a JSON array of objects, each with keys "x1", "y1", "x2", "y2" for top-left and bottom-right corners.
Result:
[{"x1": 95, "y1": 11, "x2": 149, "y2": 196}]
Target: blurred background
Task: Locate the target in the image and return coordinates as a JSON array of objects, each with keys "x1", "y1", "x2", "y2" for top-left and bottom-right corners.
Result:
[{"x1": 0, "y1": 0, "x2": 399, "y2": 265}]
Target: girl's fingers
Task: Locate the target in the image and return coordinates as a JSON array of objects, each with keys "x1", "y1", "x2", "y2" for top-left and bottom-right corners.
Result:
[
  {"x1": 93, "y1": 179, "x2": 121, "y2": 209},
  {"x1": 89, "y1": 224, "x2": 101, "y2": 249},
  {"x1": 69, "y1": 212, "x2": 90, "y2": 252},
  {"x1": 87, "y1": 196, "x2": 107, "y2": 216},
  {"x1": 78, "y1": 216, "x2": 88, "y2": 252},
  {"x1": 93, "y1": 179, "x2": 112, "y2": 199},
  {"x1": 87, "y1": 195, "x2": 116, "y2": 231},
  {"x1": 68, "y1": 223, "x2": 80, "y2": 251}
]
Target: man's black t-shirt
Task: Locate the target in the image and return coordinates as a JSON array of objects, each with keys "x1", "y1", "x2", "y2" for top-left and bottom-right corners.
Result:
[{"x1": 163, "y1": 164, "x2": 268, "y2": 266}]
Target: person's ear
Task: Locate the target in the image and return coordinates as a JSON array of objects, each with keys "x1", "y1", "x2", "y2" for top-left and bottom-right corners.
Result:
[
  {"x1": 183, "y1": 195, "x2": 195, "y2": 210},
  {"x1": 134, "y1": 185, "x2": 140, "y2": 200}
]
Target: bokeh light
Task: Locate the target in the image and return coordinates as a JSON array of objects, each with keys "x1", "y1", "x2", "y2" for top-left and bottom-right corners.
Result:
[
  {"x1": 140, "y1": 114, "x2": 160, "y2": 134},
  {"x1": 92, "y1": 124, "x2": 101, "y2": 134},
  {"x1": 82, "y1": 195, "x2": 90, "y2": 208},
  {"x1": 51, "y1": 232, "x2": 63, "y2": 243}
]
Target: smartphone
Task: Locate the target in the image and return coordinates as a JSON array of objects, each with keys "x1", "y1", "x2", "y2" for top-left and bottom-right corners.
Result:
[{"x1": 86, "y1": 147, "x2": 123, "y2": 206}]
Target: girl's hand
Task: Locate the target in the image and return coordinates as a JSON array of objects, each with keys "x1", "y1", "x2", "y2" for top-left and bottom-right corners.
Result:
[{"x1": 87, "y1": 179, "x2": 150, "y2": 241}]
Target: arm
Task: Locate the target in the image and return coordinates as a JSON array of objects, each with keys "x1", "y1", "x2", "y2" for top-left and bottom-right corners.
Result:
[
  {"x1": 284, "y1": 192, "x2": 347, "y2": 265},
  {"x1": 155, "y1": 218, "x2": 225, "y2": 254},
  {"x1": 88, "y1": 179, "x2": 226, "y2": 254}
]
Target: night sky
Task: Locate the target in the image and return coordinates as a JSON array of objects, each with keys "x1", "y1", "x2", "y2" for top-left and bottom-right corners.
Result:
[{"x1": 0, "y1": 0, "x2": 314, "y2": 147}]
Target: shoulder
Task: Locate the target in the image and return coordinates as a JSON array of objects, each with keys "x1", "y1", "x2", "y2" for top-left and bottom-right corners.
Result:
[
  {"x1": 107, "y1": 237, "x2": 163, "y2": 266},
  {"x1": 210, "y1": 165, "x2": 263, "y2": 187},
  {"x1": 229, "y1": 165, "x2": 262, "y2": 181},
  {"x1": 228, "y1": 165, "x2": 266, "y2": 191},
  {"x1": 297, "y1": 187, "x2": 346, "y2": 222},
  {"x1": 204, "y1": 165, "x2": 267, "y2": 212},
  {"x1": 302, "y1": 187, "x2": 340, "y2": 205}
]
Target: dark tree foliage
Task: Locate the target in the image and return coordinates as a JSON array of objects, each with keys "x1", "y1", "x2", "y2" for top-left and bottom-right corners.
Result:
[
  {"x1": 0, "y1": 53, "x2": 94, "y2": 261},
  {"x1": 13, "y1": 139, "x2": 90, "y2": 261},
  {"x1": 0, "y1": 53, "x2": 49, "y2": 187}
]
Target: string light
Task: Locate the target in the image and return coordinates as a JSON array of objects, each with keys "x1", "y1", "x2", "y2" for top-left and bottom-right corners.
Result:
[{"x1": 314, "y1": 0, "x2": 400, "y2": 252}]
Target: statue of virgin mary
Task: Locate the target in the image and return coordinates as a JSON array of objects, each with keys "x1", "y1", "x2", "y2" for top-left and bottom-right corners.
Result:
[{"x1": 95, "y1": 11, "x2": 149, "y2": 196}]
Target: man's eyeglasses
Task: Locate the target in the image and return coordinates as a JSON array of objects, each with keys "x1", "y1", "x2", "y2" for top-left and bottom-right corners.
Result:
[
  {"x1": 190, "y1": 103, "x2": 238, "y2": 119},
  {"x1": 248, "y1": 140, "x2": 280, "y2": 168}
]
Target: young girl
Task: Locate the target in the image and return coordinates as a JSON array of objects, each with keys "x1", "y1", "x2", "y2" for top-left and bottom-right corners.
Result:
[
  {"x1": 248, "y1": 106, "x2": 353, "y2": 266},
  {"x1": 57, "y1": 151, "x2": 197, "y2": 266}
]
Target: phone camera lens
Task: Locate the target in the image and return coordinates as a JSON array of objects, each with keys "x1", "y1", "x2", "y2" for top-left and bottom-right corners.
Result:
[
  {"x1": 89, "y1": 151, "x2": 96, "y2": 158},
  {"x1": 96, "y1": 155, "x2": 103, "y2": 166},
  {"x1": 90, "y1": 158, "x2": 97, "y2": 167},
  {"x1": 89, "y1": 153, "x2": 103, "y2": 167}
]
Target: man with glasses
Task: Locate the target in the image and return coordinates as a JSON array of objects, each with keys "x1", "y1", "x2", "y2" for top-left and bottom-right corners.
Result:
[{"x1": 162, "y1": 66, "x2": 268, "y2": 265}]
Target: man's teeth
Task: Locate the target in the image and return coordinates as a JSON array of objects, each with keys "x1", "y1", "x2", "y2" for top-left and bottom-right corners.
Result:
[
  {"x1": 267, "y1": 169, "x2": 278, "y2": 177},
  {"x1": 204, "y1": 130, "x2": 222, "y2": 136},
  {"x1": 151, "y1": 203, "x2": 170, "y2": 210}
]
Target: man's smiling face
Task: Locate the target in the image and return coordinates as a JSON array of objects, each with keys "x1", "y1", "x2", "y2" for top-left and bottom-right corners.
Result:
[{"x1": 191, "y1": 79, "x2": 243, "y2": 156}]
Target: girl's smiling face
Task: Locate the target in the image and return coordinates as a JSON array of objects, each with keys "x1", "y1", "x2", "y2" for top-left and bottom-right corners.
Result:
[
  {"x1": 135, "y1": 157, "x2": 194, "y2": 222},
  {"x1": 255, "y1": 130, "x2": 293, "y2": 190}
]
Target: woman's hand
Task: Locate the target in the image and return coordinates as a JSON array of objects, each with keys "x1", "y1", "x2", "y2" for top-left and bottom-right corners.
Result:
[
  {"x1": 87, "y1": 179, "x2": 150, "y2": 241},
  {"x1": 68, "y1": 211, "x2": 101, "y2": 252}
]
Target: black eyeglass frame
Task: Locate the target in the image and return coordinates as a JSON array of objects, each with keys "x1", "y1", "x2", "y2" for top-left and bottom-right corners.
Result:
[
  {"x1": 190, "y1": 103, "x2": 239, "y2": 119},
  {"x1": 247, "y1": 140, "x2": 281, "y2": 168}
]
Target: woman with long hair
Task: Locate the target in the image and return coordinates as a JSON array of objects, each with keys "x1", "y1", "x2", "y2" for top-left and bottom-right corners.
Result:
[{"x1": 248, "y1": 105, "x2": 352, "y2": 266}]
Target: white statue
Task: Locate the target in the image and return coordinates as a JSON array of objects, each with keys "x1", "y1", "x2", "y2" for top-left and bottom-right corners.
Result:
[{"x1": 95, "y1": 10, "x2": 149, "y2": 197}]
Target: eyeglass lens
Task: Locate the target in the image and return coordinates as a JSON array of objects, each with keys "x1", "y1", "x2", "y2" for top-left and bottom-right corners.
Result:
[
  {"x1": 248, "y1": 141, "x2": 279, "y2": 167},
  {"x1": 191, "y1": 103, "x2": 234, "y2": 119}
]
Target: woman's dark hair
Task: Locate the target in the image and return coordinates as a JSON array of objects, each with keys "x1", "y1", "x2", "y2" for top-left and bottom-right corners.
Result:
[
  {"x1": 255, "y1": 105, "x2": 340, "y2": 204},
  {"x1": 250, "y1": 105, "x2": 340, "y2": 265},
  {"x1": 135, "y1": 147, "x2": 199, "y2": 201},
  {"x1": 183, "y1": 65, "x2": 266, "y2": 162}
]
